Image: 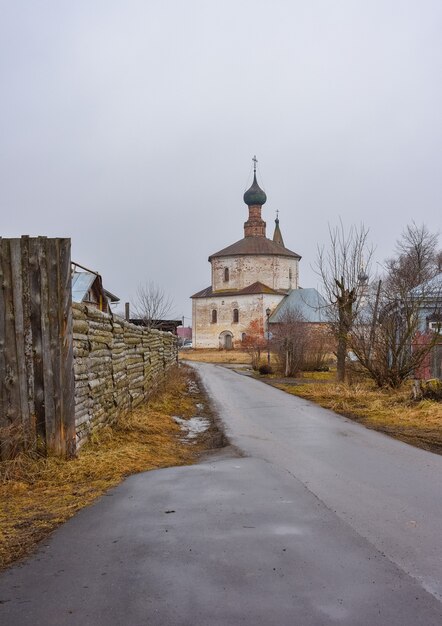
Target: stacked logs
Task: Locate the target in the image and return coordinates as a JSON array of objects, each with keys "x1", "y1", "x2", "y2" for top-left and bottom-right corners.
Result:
[{"x1": 72, "y1": 303, "x2": 177, "y2": 448}]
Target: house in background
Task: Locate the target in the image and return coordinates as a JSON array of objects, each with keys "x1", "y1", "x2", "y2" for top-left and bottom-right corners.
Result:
[
  {"x1": 71, "y1": 262, "x2": 120, "y2": 314},
  {"x1": 177, "y1": 326, "x2": 192, "y2": 346},
  {"x1": 411, "y1": 273, "x2": 442, "y2": 379},
  {"x1": 177, "y1": 326, "x2": 192, "y2": 341}
]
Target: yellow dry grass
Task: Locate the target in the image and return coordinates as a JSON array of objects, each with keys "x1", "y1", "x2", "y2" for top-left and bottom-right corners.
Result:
[
  {"x1": 180, "y1": 349, "x2": 252, "y2": 364},
  {"x1": 0, "y1": 365, "x2": 204, "y2": 570},
  {"x1": 300, "y1": 370, "x2": 335, "y2": 381},
  {"x1": 274, "y1": 380, "x2": 442, "y2": 453}
]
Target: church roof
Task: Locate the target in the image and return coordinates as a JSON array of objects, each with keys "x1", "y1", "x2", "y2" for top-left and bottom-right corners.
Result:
[
  {"x1": 191, "y1": 281, "x2": 286, "y2": 299},
  {"x1": 209, "y1": 236, "x2": 301, "y2": 261},
  {"x1": 272, "y1": 217, "x2": 284, "y2": 246}
]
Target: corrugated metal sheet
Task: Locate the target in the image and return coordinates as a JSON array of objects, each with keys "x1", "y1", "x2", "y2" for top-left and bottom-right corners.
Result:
[
  {"x1": 269, "y1": 288, "x2": 328, "y2": 323},
  {"x1": 410, "y1": 272, "x2": 442, "y2": 298},
  {"x1": 72, "y1": 272, "x2": 96, "y2": 303}
]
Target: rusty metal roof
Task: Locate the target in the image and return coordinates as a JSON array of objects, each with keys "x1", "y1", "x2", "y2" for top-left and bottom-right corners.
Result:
[
  {"x1": 209, "y1": 237, "x2": 301, "y2": 261},
  {"x1": 191, "y1": 281, "x2": 286, "y2": 299}
]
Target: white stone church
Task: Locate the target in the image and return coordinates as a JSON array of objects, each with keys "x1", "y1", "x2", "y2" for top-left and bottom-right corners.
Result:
[{"x1": 191, "y1": 161, "x2": 324, "y2": 349}]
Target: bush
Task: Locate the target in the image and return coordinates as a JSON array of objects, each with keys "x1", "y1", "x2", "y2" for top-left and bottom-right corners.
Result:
[
  {"x1": 303, "y1": 364, "x2": 329, "y2": 372},
  {"x1": 259, "y1": 364, "x2": 273, "y2": 375},
  {"x1": 418, "y1": 379, "x2": 442, "y2": 401}
]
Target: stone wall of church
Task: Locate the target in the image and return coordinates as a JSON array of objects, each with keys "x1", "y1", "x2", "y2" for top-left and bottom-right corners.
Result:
[
  {"x1": 192, "y1": 292, "x2": 285, "y2": 349},
  {"x1": 211, "y1": 255, "x2": 298, "y2": 293}
]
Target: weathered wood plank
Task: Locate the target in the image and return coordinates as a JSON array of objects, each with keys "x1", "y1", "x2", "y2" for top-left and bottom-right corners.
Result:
[
  {"x1": 38, "y1": 237, "x2": 56, "y2": 455},
  {"x1": 29, "y1": 237, "x2": 45, "y2": 454},
  {"x1": 45, "y1": 238, "x2": 62, "y2": 455},
  {"x1": 1, "y1": 239, "x2": 21, "y2": 458},
  {"x1": 0, "y1": 237, "x2": 7, "y2": 461},
  {"x1": 59, "y1": 238, "x2": 75, "y2": 457},
  {"x1": 20, "y1": 236, "x2": 36, "y2": 449},
  {"x1": 10, "y1": 238, "x2": 32, "y2": 449}
]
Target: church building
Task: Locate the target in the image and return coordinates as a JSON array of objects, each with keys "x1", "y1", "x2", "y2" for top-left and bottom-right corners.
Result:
[{"x1": 191, "y1": 159, "x2": 304, "y2": 349}]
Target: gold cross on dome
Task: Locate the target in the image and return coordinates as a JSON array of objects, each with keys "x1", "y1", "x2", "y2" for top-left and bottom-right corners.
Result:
[{"x1": 252, "y1": 155, "x2": 258, "y2": 172}]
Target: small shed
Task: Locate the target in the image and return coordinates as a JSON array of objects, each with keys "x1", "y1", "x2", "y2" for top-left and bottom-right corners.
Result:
[
  {"x1": 71, "y1": 263, "x2": 119, "y2": 314},
  {"x1": 129, "y1": 318, "x2": 182, "y2": 334}
]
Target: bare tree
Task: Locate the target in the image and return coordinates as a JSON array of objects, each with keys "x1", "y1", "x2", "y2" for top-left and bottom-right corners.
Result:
[
  {"x1": 349, "y1": 222, "x2": 442, "y2": 388},
  {"x1": 316, "y1": 221, "x2": 373, "y2": 382},
  {"x1": 303, "y1": 326, "x2": 332, "y2": 372},
  {"x1": 242, "y1": 319, "x2": 266, "y2": 370},
  {"x1": 385, "y1": 222, "x2": 440, "y2": 293},
  {"x1": 271, "y1": 308, "x2": 309, "y2": 377},
  {"x1": 132, "y1": 282, "x2": 174, "y2": 329},
  {"x1": 350, "y1": 278, "x2": 442, "y2": 388}
]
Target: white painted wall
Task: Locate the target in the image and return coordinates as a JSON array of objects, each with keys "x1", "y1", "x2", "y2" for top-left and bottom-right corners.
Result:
[
  {"x1": 192, "y1": 292, "x2": 285, "y2": 348},
  {"x1": 211, "y1": 254, "x2": 299, "y2": 292}
]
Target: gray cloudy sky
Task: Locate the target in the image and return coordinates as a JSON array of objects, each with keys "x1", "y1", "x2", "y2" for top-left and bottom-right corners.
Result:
[{"x1": 1, "y1": 1, "x2": 441, "y2": 322}]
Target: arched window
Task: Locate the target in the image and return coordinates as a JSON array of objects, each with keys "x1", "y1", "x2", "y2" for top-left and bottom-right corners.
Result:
[
  {"x1": 233, "y1": 308, "x2": 239, "y2": 323},
  {"x1": 211, "y1": 309, "x2": 217, "y2": 323},
  {"x1": 289, "y1": 268, "x2": 292, "y2": 280},
  {"x1": 224, "y1": 267, "x2": 229, "y2": 282},
  {"x1": 241, "y1": 332, "x2": 247, "y2": 342}
]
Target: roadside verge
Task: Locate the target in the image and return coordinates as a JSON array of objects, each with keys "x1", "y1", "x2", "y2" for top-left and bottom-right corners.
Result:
[{"x1": 0, "y1": 364, "x2": 225, "y2": 570}]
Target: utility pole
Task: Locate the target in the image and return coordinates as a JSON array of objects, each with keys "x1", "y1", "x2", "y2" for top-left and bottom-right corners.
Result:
[{"x1": 266, "y1": 307, "x2": 271, "y2": 366}]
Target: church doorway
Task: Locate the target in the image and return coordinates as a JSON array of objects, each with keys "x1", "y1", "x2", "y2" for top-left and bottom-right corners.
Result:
[{"x1": 219, "y1": 331, "x2": 233, "y2": 350}]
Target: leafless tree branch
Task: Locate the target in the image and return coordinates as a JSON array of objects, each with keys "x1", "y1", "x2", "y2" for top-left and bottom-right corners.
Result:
[
  {"x1": 315, "y1": 220, "x2": 374, "y2": 382},
  {"x1": 132, "y1": 281, "x2": 175, "y2": 330}
]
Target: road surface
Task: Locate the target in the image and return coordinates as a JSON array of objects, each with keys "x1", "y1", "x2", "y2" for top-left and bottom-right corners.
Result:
[{"x1": 0, "y1": 362, "x2": 441, "y2": 625}]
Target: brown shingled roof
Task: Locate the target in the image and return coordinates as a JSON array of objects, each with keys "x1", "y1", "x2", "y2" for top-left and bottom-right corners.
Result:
[
  {"x1": 209, "y1": 237, "x2": 301, "y2": 261},
  {"x1": 191, "y1": 281, "x2": 287, "y2": 299}
]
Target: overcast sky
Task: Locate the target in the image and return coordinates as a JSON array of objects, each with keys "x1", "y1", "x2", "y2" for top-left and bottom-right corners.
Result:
[{"x1": 1, "y1": 1, "x2": 441, "y2": 323}]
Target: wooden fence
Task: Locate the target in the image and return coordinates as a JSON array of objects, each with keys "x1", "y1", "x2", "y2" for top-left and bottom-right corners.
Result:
[{"x1": 0, "y1": 237, "x2": 75, "y2": 460}]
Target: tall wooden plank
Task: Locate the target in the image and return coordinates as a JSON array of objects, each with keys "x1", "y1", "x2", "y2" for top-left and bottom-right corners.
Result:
[
  {"x1": 46, "y1": 238, "x2": 62, "y2": 455},
  {"x1": 38, "y1": 237, "x2": 56, "y2": 455},
  {"x1": 20, "y1": 236, "x2": 36, "y2": 448},
  {"x1": 1, "y1": 240, "x2": 21, "y2": 458},
  {"x1": 10, "y1": 238, "x2": 32, "y2": 449},
  {"x1": 29, "y1": 238, "x2": 46, "y2": 454},
  {"x1": 0, "y1": 238, "x2": 7, "y2": 460},
  {"x1": 58, "y1": 238, "x2": 75, "y2": 457}
]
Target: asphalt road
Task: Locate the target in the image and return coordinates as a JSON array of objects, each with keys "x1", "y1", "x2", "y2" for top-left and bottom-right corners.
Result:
[{"x1": 0, "y1": 362, "x2": 441, "y2": 625}]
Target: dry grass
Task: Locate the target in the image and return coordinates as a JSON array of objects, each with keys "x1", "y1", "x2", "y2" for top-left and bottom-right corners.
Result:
[
  {"x1": 0, "y1": 365, "x2": 208, "y2": 570},
  {"x1": 274, "y1": 380, "x2": 442, "y2": 454},
  {"x1": 180, "y1": 349, "x2": 252, "y2": 364},
  {"x1": 300, "y1": 370, "x2": 335, "y2": 381}
]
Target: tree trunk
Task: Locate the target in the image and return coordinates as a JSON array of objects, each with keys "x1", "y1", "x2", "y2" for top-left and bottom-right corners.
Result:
[{"x1": 336, "y1": 333, "x2": 347, "y2": 382}]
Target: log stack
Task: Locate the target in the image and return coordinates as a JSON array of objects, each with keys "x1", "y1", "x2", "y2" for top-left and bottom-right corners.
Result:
[{"x1": 72, "y1": 303, "x2": 177, "y2": 447}]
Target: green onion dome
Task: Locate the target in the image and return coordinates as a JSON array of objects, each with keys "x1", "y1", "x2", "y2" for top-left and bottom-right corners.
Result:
[{"x1": 243, "y1": 173, "x2": 267, "y2": 206}]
